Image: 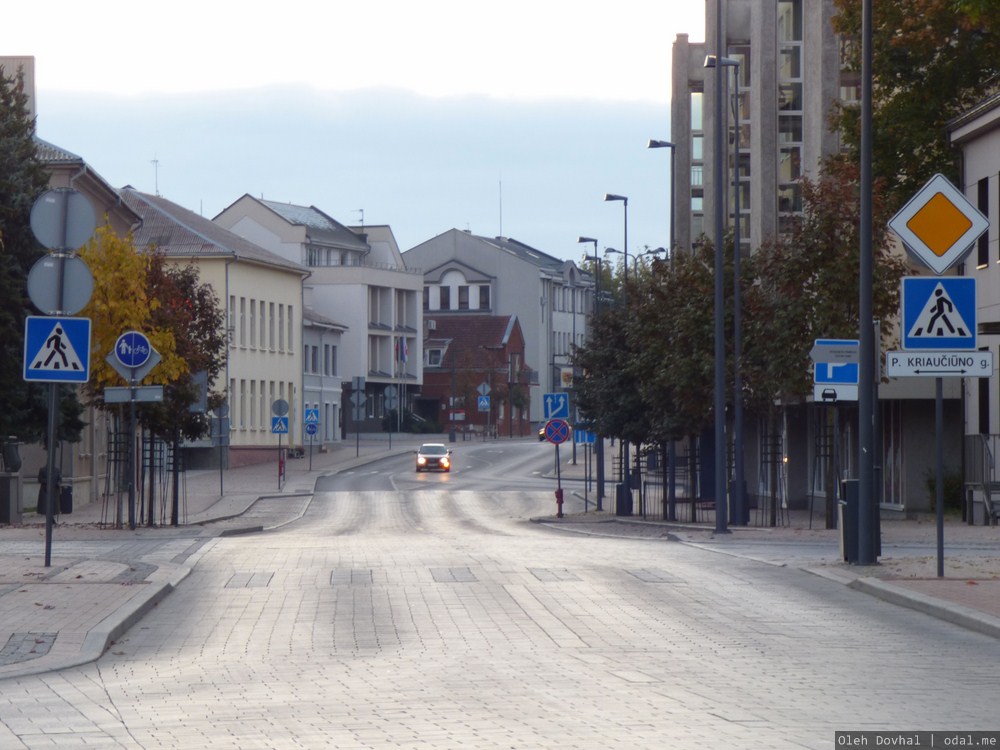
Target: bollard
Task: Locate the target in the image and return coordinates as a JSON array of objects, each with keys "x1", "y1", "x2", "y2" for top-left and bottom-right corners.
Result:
[{"x1": 555, "y1": 488, "x2": 564, "y2": 518}]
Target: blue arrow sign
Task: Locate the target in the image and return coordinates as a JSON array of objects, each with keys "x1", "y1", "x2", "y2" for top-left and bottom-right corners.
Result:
[
  {"x1": 271, "y1": 416, "x2": 289, "y2": 434},
  {"x1": 901, "y1": 276, "x2": 976, "y2": 351},
  {"x1": 543, "y1": 392, "x2": 569, "y2": 420},
  {"x1": 23, "y1": 316, "x2": 91, "y2": 383}
]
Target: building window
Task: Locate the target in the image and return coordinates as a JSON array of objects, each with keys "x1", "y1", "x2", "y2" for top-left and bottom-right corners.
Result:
[
  {"x1": 426, "y1": 348, "x2": 442, "y2": 366},
  {"x1": 479, "y1": 285, "x2": 490, "y2": 310},
  {"x1": 423, "y1": 286, "x2": 430, "y2": 310},
  {"x1": 440, "y1": 286, "x2": 451, "y2": 310},
  {"x1": 458, "y1": 285, "x2": 469, "y2": 310},
  {"x1": 690, "y1": 91, "x2": 703, "y2": 130},
  {"x1": 239, "y1": 298, "x2": 246, "y2": 347},
  {"x1": 269, "y1": 303, "x2": 275, "y2": 349},
  {"x1": 778, "y1": 0, "x2": 802, "y2": 42},
  {"x1": 250, "y1": 300, "x2": 257, "y2": 349}
]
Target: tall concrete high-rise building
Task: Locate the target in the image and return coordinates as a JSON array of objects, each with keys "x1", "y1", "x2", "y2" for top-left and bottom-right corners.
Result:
[{"x1": 671, "y1": 0, "x2": 850, "y2": 256}]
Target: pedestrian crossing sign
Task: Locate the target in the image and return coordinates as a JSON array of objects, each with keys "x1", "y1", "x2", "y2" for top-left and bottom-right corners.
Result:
[
  {"x1": 901, "y1": 276, "x2": 976, "y2": 351},
  {"x1": 23, "y1": 316, "x2": 91, "y2": 383}
]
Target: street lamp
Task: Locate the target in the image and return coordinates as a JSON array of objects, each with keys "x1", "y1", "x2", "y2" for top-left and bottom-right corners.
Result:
[
  {"x1": 705, "y1": 53, "x2": 746, "y2": 526},
  {"x1": 578, "y1": 236, "x2": 605, "y2": 509},
  {"x1": 603, "y1": 245, "x2": 632, "y2": 513},
  {"x1": 648, "y1": 139, "x2": 679, "y2": 520},
  {"x1": 604, "y1": 194, "x2": 630, "y2": 285},
  {"x1": 704, "y1": 18, "x2": 728, "y2": 534},
  {"x1": 646, "y1": 140, "x2": 676, "y2": 270}
]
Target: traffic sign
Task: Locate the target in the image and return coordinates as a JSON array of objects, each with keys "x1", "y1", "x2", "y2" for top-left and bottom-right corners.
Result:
[
  {"x1": 104, "y1": 385, "x2": 164, "y2": 403},
  {"x1": 544, "y1": 418, "x2": 571, "y2": 444},
  {"x1": 23, "y1": 316, "x2": 91, "y2": 383},
  {"x1": 885, "y1": 350, "x2": 993, "y2": 378},
  {"x1": 810, "y1": 339, "x2": 859, "y2": 364},
  {"x1": 543, "y1": 392, "x2": 569, "y2": 419},
  {"x1": 27, "y1": 255, "x2": 93, "y2": 316},
  {"x1": 813, "y1": 385, "x2": 858, "y2": 403},
  {"x1": 477, "y1": 395, "x2": 490, "y2": 412},
  {"x1": 901, "y1": 276, "x2": 976, "y2": 351},
  {"x1": 888, "y1": 173, "x2": 989, "y2": 275},
  {"x1": 814, "y1": 362, "x2": 859, "y2": 386},
  {"x1": 477, "y1": 382, "x2": 490, "y2": 396},
  {"x1": 305, "y1": 423, "x2": 319, "y2": 436},
  {"x1": 271, "y1": 416, "x2": 289, "y2": 434},
  {"x1": 304, "y1": 408, "x2": 320, "y2": 424},
  {"x1": 574, "y1": 428, "x2": 596, "y2": 444},
  {"x1": 114, "y1": 330, "x2": 152, "y2": 368}
]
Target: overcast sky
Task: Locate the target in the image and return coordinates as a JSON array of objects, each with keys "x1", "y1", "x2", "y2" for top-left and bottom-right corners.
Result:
[{"x1": 6, "y1": 1, "x2": 705, "y2": 262}]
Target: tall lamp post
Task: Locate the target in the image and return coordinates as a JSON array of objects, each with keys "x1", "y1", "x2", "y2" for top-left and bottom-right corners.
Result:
[
  {"x1": 578, "y1": 235, "x2": 605, "y2": 510},
  {"x1": 604, "y1": 244, "x2": 632, "y2": 513},
  {"x1": 647, "y1": 139, "x2": 680, "y2": 521},
  {"x1": 705, "y1": 53, "x2": 746, "y2": 526},
  {"x1": 706, "y1": 7, "x2": 728, "y2": 534}
]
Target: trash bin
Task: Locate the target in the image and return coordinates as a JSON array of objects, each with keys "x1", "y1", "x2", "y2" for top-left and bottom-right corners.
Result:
[
  {"x1": 840, "y1": 479, "x2": 859, "y2": 563},
  {"x1": 0, "y1": 474, "x2": 20, "y2": 524},
  {"x1": 59, "y1": 485, "x2": 73, "y2": 515},
  {"x1": 448, "y1": 428, "x2": 457, "y2": 443},
  {"x1": 615, "y1": 483, "x2": 632, "y2": 517}
]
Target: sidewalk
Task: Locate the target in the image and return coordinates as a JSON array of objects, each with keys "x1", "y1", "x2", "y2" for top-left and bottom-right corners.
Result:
[{"x1": 1, "y1": 434, "x2": 999, "y2": 681}]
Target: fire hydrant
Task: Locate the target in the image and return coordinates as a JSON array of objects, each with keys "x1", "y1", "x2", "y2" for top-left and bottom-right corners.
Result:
[{"x1": 555, "y1": 488, "x2": 564, "y2": 518}]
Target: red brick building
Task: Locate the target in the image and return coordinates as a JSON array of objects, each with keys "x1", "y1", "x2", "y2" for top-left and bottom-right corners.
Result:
[{"x1": 415, "y1": 315, "x2": 531, "y2": 437}]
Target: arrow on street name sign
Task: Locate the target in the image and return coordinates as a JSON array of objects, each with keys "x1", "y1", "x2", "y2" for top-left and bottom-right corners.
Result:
[{"x1": 885, "y1": 350, "x2": 993, "y2": 378}]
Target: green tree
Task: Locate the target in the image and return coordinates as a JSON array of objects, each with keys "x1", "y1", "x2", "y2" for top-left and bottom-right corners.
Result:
[
  {"x1": 140, "y1": 256, "x2": 227, "y2": 440},
  {"x1": 832, "y1": 0, "x2": 1000, "y2": 210},
  {"x1": 0, "y1": 62, "x2": 83, "y2": 444}
]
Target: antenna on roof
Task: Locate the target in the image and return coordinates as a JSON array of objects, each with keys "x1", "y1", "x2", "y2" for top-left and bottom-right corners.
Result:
[
  {"x1": 498, "y1": 175, "x2": 503, "y2": 238},
  {"x1": 355, "y1": 208, "x2": 364, "y2": 230},
  {"x1": 151, "y1": 156, "x2": 160, "y2": 196}
]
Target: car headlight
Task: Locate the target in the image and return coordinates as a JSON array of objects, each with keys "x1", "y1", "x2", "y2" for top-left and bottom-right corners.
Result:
[
  {"x1": 417, "y1": 456, "x2": 427, "y2": 465},
  {"x1": 440, "y1": 457, "x2": 450, "y2": 468}
]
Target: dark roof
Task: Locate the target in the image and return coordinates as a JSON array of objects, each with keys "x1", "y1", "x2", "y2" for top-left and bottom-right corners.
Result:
[
  {"x1": 303, "y1": 307, "x2": 348, "y2": 331},
  {"x1": 425, "y1": 314, "x2": 519, "y2": 369},
  {"x1": 33, "y1": 136, "x2": 82, "y2": 164},
  {"x1": 259, "y1": 198, "x2": 370, "y2": 252},
  {"x1": 121, "y1": 188, "x2": 308, "y2": 275}
]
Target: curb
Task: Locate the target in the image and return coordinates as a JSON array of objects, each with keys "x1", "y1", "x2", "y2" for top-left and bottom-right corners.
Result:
[{"x1": 848, "y1": 577, "x2": 1000, "y2": 640}]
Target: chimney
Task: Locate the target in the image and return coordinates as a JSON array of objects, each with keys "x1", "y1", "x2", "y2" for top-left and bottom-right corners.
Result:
[{"x1": 0, "y1": 56, "x2": 36, "y2": 120}]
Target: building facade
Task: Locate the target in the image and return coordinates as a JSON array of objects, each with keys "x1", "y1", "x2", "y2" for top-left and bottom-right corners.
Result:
[
  {"x1": 214, "y1": 197, "x2": 423, "y2": 434},
  {"x1": 670, "y1": 1, "x2": 954, "y2": 515},
  {"x1": 402, "y1": 229, "x2": 592, "y2": 421},
  {"x1": 418, "y1": 314, "x2": 529, "y2": 437},
  {"x1": 123, "y1": 188, "x2": 310, "y2": 467}
]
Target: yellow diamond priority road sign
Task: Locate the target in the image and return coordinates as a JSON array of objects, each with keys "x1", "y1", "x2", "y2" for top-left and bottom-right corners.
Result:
[{"x1": 888, "y1": 173, "x2": 989, "y2": 275}]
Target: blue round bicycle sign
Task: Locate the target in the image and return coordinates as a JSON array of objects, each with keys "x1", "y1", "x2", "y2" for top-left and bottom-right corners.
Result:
[{"x1": 115, "y1": 330, "x2": 152, "y2": 369}]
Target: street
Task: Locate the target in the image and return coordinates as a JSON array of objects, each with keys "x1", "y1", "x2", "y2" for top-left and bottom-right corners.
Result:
[{"x1": 1, "y1": 441, "x2": 998, "y2": 749}]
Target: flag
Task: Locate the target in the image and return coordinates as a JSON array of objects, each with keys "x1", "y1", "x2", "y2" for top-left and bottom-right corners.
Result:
[{"x1": 400, "y1": 337, "x2": 408, "y2": 363}]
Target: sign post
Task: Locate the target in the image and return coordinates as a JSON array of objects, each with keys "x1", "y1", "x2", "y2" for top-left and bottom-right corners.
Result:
[
  {"x1": 25, "y1": 189, "x2": 96, "y2": 564},
  {"x1": 888, "y1": 173, "x2": 989, "y2": 576}
]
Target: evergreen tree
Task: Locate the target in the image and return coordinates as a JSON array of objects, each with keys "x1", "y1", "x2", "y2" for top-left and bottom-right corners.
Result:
[{"x1": 0, "y1": 62, "x2": 82, "y2": 443}]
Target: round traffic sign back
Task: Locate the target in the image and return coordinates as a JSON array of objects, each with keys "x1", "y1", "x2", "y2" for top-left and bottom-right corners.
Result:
[
  {"x1": 114, "y1": 331, "x2": 152, "y2": 369},
  {"x1": 30, "y1": 189, "x2": 97, "y2": 251}
]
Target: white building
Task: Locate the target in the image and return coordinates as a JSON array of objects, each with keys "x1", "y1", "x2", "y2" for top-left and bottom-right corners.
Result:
[
  {"x1": 213, "y1": 197, "x2": 423, "y2": 431},
  {"x1": 402, "y1": 229, "x2": 592, "y2": 420},
  {"x1": 122, "y1": 188, "x2": 310, "y2": 467}
]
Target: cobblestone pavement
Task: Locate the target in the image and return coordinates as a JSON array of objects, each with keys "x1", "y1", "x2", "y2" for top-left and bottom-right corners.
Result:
[{"x1": 0, "y1": 434, "x2": 997, "y2": 717}]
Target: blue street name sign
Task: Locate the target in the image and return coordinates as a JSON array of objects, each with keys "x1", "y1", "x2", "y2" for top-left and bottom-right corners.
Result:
[{"x1": 23, "y1": 316, "x2": 91, "y2": 383}]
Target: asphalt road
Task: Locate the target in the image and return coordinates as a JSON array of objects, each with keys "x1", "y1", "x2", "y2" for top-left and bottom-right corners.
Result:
[{"x1": 1, "y1": 441, "x2": 998, "y2": 749}]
